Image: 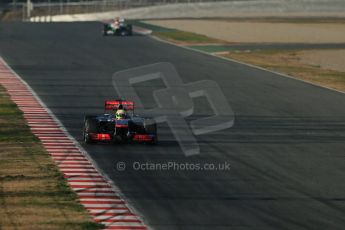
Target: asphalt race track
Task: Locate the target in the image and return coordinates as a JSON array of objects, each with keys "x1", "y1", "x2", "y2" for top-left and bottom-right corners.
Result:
[{"x1": 1, "y1": 22, "x2": 345, "y2": 230}]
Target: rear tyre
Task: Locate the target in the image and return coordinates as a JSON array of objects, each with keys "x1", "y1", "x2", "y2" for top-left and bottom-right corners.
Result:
[
  {"x1": 83, "y1": 117, "x2": 98, "y2": 144},
  {"x1": 148, "y1": 136, "x2": 157, "y2": 145},
  {"x1": 144, "y1": 118, "x2": 157, "y2": 145},
  {"x1": 144, "y1": 119, "x2": 157, "y2": 134},
  {"x1": 83, "y1": 132, "x2": 93, "y2": 144}
]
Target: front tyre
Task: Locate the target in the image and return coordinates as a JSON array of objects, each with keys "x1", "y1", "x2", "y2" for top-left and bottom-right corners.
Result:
[{"x1": 127, "y1": 25, "x2": 133, "y2": 36}]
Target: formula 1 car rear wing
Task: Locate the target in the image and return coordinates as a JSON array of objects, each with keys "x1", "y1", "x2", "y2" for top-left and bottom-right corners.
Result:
[{"x1": 104, "y1": 100, "x2": 134, "y2": 114}]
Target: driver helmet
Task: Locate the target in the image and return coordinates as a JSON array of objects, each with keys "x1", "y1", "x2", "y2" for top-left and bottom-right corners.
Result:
[{"x1": 115, "y1": 105, "x2": 126, "y2": 119}]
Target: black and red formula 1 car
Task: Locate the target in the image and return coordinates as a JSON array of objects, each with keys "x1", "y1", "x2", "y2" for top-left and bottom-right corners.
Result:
[{"x1": 83, "y1": 100, "x2": 157, "y2": 144}]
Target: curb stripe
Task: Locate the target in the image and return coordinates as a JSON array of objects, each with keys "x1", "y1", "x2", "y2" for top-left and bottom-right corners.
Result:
[{"x1": 0, "y1": 58, "x2": 148, "y2": 229}]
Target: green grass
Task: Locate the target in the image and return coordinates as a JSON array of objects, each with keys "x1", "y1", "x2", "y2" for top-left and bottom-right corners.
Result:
[
  {"x1": 134, "y1": 20, "x2": 222, "y2": 44},
  {"x1": 130, "y1": 20, "x2": 175, "y2": 32},
  {"x1": 0, "y1": 86, "x2": 103, "y2": 230}
]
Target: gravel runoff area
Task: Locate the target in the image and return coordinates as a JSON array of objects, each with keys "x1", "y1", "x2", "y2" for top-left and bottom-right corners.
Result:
[
  {"x1": 299, "y1": 49, "x2": 345, "y2": 72},
  {"x1": 146, "y1": 19, "x2": 345, "y2": 73},
  {"x1": 146, "y1": 19, "x2": 345, "y2": 44}
]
